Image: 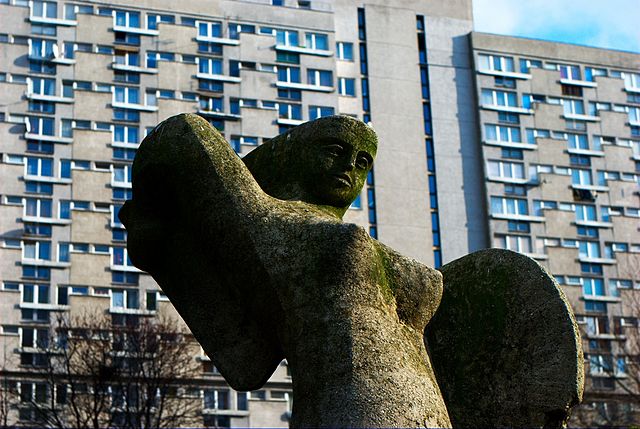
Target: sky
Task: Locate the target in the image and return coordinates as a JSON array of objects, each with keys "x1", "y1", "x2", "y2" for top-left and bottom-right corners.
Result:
[{"x1": 472, "y1": 0, "x2": 640, "y2": 54}]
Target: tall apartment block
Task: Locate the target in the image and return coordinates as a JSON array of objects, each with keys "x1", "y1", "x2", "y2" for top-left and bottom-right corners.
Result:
[
  {"x1": 471, "y1": 33, "x2": 640, "y2": 425},
  {"x1": 0, "y1": 0, "x2": 480, "y2": 426}
]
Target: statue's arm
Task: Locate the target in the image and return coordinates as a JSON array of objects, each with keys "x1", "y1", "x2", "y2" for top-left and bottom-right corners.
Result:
[{"x1": 120, "y1": 113, "x2": 284, "y2": 390}]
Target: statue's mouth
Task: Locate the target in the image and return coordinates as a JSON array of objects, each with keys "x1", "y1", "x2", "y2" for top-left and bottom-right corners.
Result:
[{"x1": 333, "y1": 173, "x2": 352, "y2": 187}]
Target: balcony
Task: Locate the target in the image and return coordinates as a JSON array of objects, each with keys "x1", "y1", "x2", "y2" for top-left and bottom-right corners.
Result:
[
  {"x1": 570, "y1": 183, "x2": 609, "y2": 192},
  {"x1": 574, "y1": 219, "x2": 613, "y2": 228},
  {"x1": 21, "y1": 215, "x2": 71, "y2": 225},
  {"x1": 566, "y1": 148, "x2": 604, "y2": 157},
  {"x1": 486, "y1": 176, "x2": 530, "y2": 185},
  {"x1": 577, "y1": 256, "x2": 616, "y2": 264},
  {"x1": 23, "y1": 174, "x2": 72, "y2": 185},
  {"x1": 563, "y1": 112, "x2": 600, "y2": 121},
  {"x1": 277, "y1": 118, "x2": 305, "y2": 126},
  {"x1": 490, "y1": 213, "x2": 545, "y2": 222}
]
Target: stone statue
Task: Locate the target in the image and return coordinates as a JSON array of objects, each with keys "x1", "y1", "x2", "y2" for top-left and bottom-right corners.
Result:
[{"x1": 120, "y1": 114, "x2": 583, "y2": 428}]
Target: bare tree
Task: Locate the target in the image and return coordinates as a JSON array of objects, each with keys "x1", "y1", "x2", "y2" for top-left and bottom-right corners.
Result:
[{"x1": 21, "y1": 311, "x2": 201, "y2": 429}]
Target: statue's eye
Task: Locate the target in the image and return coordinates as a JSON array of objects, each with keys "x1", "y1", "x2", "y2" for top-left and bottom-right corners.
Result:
[
  {"x1": 356, "y1": 154, "x2": 372, "y2": 170},
  {"x1": 324, "y1": 144, "x2": 344, "y2": 155}
]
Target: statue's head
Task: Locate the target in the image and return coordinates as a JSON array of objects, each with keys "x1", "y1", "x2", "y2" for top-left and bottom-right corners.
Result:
[{"x1": 243, "y1": 115, "x2": 377, "y2": 216}]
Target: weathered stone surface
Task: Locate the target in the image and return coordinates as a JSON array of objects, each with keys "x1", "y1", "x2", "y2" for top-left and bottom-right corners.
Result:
[
  {"x1": 120, "y1": 114, "x2": 451, "y2": 427},
  {"x1": 426, "y1": 248, "x2": 584, "y2": 428}
]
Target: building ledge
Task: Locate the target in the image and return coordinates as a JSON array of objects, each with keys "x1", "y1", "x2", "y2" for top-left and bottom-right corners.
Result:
[
  {"x1": 113, "y1": 25, "x2": 158, "y2": 36},
  {"x1": 483, "y1": 140, "x2": 537, "y2": 150},
  {"x1": 112, "y1": 63, "x2": 157, "y2": 74},
  {"x1": 23, "y1": 175, "x2": 72, "y2": 184},
  {"x1": 563, "y1": 113, "x2": 600, "y2": 122},
  {"x1": 578, "y1": 256, "x2": 616, "y2": 264},
  {"x1": 197, "y1": 110, "x2": 242, "y2": 120},
  {"x1": 110, "y1": 264, "x2": 142, "y2": 273},
  {"x1": 19, "y1": 303, "x2": 70, "y2": 311},
  {"x1": 21, "y1": 259, "x2": 70, "y2": 268},
  {"x1": 109, "y1": 307, "x2": 154, "y2": 315},
  {"x1": 201, "y1": 409, "x2": 250, "y2": 416},
  {"x1": 624, "y1": 86, "x2": 640, "y2": 94},
  {"x1": 21, "y1": 216, "x2": 72, "y2": 225},
  {"x1": 196, "y1": 35, "x2": 240, "y2": 45},
  {"x1": 581, "y1": 295, "x2": 622, "y2": 303},
  {"x1": 571, "y1": 184, "x2": 609, "y2": 192},
  {"x1": 574, "y1": 220, "x2": 613, "y2": 228},
  {"x1": 29, "y1": 16, "x2": 77, "y2": 26},
  {"x1": 51, "y1": 57, "x2": 75, "y2": 65},
  {"x1": 481, "y1": 104, "x2": 533, "y2": 115},
  {"x1": 277, "y1": 118, "x2": 304, "y2": 126},
  {"x1": 525, "y1": 253, "x2": 548, "y2": 260},
  {"x1": 477, "y1": 69, "x2": 531, "y2": 80},
  {"x1": 567, "y1": 148, "x2": 604, "y2": 157},
  {"x1": 275, "y1": 81, "x2": 333, "y2": 92},
  {"x1": 559, "y1": 78, "x2": 597, "y2": 88},
  {"x1": 274, "y1": 44, "x2": 332, "y2": 57},
  {"x1": 111, "y1": 102, "x2": 158, "y2": 112},
  {"x1": 24, "y1": 133, "x2": 73, "y2": 144},
  {"x1": 26, "y1": 93, "x2": 74, "y2": 103},
  {"x1": 196, "y1": 73, "x2": 242, "y2": 83},
  {"x1": 487, "y1": 176, "x2": 529, "y2": 185},
  {"x1": 491, "y1": 214, "x2": 545, "y2": 222}
]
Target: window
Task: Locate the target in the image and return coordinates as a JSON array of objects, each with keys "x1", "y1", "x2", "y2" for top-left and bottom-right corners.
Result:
[
  {"x1": 114, "y1": 32, "x2": 139, "y2": 46},
  {"x1": 112, "y1": 165, "x2": 132, "y2": 187},
  {"x1": 481, "y1": 89, "x2": 518, "y2": 107},
  {"x1": 477, "y1": 54, "x2": 514, "y2": 72},
  {"x1": 559, "y1": 64, "x2": 581, "y2": 81},
  {"x1": 198, "y1": 21, "x2": 222, "y2": 39},
  {"x1": 579, "y1": 241, "x2": 601, "y2": 259},
  {"x1": 277, "y1": 66, "x2": 300, "y2": 83},
  {"x1": 199, "y1": 97, "x2": 223, "y2": 112},
  {"x1": 113, "y1": 86, "x2": 139, "y2": 105},
  {"x1": 336, "y1": 42, "x2": 353, "y2": 60},
  {"x1": 571, "y1": 169, "x2": 593, "y2": 186},
  {"x1": 567, "y1": 133, "x2": 589, "y2": 150},
  {"x1": 113, "y1": 125, "x2": 138, "y2": 145},
  {"x1": 26, "y1": 157, "x2": 53, "y2": 178},
  {"x1": 27, "y1": 116, "x2": 55, "y2": 136},
  {"x1": 585, "y1": 67, "x2": 607, "y2": 82},
  {"x1": 29, "y1": 77, "x2": 55, "y2": 96},
  {"x1": 490, "y1": 197, "x2": 528, "y2": 216},
  {"x1": 487, "y1": 160, "x2": 524, "y2": 180},
  {"x1": 338, "y1": 78, "x2": 356, "y2": 96},
  {"x1": 278, "y1": 103, "x2": 302, "y2": 120},
  {"x1": 484, "y1": 124, "x2": 521, "y2": 143},
  {"x1": 111, "y1": 288, "x2": 139, "y2": 309},
  {"x1": 563, "y1": 99, "x2": 585, "y2": 116},
  {"x1": 145, "y1": 51, "x2": 174, "y2": 68},
  {"x1": 146, "y1": 13, "x2": 174, "y2": 30},
  {"x1": 305, "y1": 32, "x2": 328, "y2": 50},
  {"x1": 228, "y1": 23, "x2": 255, "y2": 40},
  {"x1": 199, "y1": 57, "x2": 223, "y2": 75},
  {"x1": 23, "y1": 241, "x2": 51, "y2": 261},
  {"x1": 307, "y1": 69, "x2": 332, "y2": 87},
  {"x1": 22, "y1": 284, "x2": 49, "y2": 304},
  {"x1": 25, "y1": 198, "x2": 53, "y2": 219},
  {"x1": 275, "y1": 29, "x2": 298, "y2": 47},
  {"x1": 496, "y1": 235, "x2": 532, "y2": 253},
  {"x1": 624, "y1": 72, "x2": 640, "y2": 91},
  {"x1": 31, "y1": 0, "x2": 57, "y2": 19},
  {"x1": 308, "y1": 106, "x2": 335, "y2": 120},
  {"x1": 575, "y1": 204, "x2": 597, "y2": 222},
  {"x1": 114, "y1": 10, "x2": 140, "y2": 28},
  {"x1": 114, "y1": 51, "x2": 139, "y2": 67},
  {"x1": 203, "y1": 389, "x2": 230, "y2": 410}
]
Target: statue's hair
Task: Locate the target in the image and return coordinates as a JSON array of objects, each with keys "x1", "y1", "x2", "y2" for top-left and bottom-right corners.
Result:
[{"x1": 242, "y1": 115, "x2": 377, "y2": 202}]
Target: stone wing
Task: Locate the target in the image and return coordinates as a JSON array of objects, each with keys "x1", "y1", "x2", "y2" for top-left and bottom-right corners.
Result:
[
  {"x1": 425, "y1": 249, "x2": 584, "y2": 428},
  {"x1": 119, "y1": 114, "x2": 284, "y2": 391}
]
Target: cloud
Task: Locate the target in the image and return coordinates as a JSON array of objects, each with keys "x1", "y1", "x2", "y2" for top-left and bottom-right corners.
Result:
[{"x1": 473, "y1": 0, "x2": 640, "y2": 53}]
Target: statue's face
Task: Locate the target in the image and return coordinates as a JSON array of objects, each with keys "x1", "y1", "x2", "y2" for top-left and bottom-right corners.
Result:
[{"x1": 300, "y1": 136, "x2": 376, "y2": 208}]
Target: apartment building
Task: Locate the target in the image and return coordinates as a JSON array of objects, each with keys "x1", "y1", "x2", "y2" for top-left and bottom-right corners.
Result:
[
  {"x1": 471, "y1": 32, "x2": 640, "y2": 425},
  {"x1": 0, "y1": 0, "x2": 479, "y2": 426}
]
